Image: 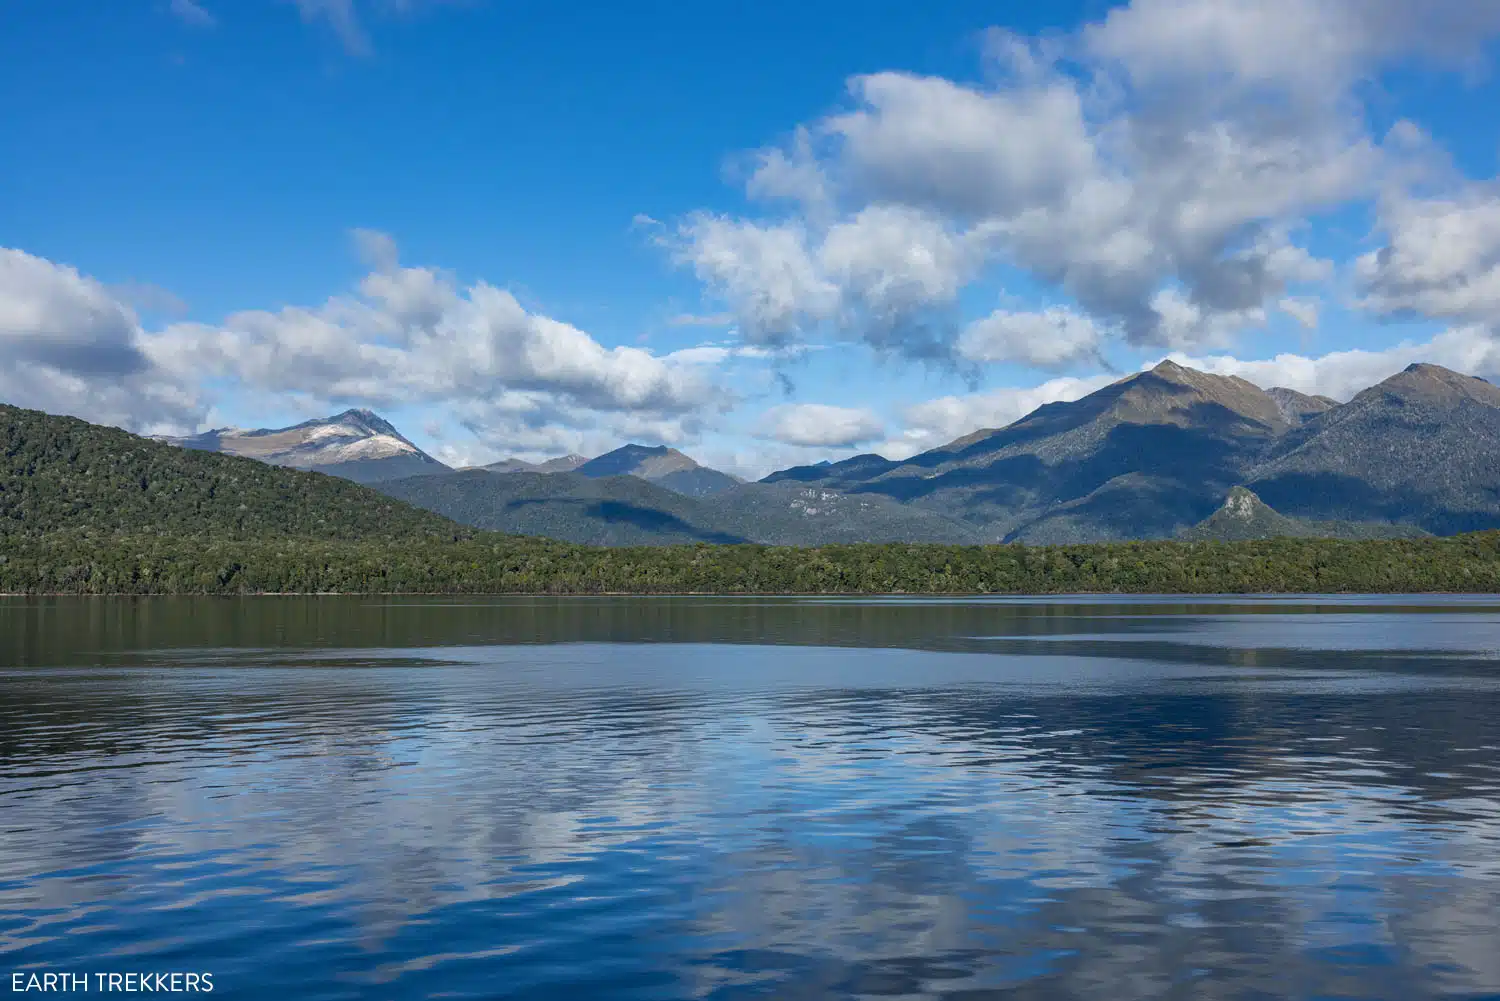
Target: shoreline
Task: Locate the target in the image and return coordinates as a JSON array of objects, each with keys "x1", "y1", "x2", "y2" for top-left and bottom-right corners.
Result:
[{"x1": 3, "y1": 589, "x2": 1495, "y2": 598}]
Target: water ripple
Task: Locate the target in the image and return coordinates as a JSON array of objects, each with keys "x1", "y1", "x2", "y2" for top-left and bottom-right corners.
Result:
[{"x1": 2, "y1": 596, "x2": 1499, "y2": 999}]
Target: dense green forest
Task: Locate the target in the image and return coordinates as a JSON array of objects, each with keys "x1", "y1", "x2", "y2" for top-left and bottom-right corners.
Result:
[
  {"x1": 6, "y1": 402, "x2": 1500, "y2": 594},
  {"x1": 0, "y1": 404, "x2": 473, "y2": 543},
  {"x1": 4, "y1": 532, "x2": 1500, "y2": 595}
]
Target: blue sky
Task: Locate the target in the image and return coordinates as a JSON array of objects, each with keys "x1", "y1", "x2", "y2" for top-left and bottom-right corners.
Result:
[{"x1": 3, "y1": 0, "x2": 1500, "y2": 476}]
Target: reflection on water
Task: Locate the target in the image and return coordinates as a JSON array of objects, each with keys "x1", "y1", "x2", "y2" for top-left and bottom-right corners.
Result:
[{"x1": 2, "y1": 596, "x2": 1499, "y2": 1000}]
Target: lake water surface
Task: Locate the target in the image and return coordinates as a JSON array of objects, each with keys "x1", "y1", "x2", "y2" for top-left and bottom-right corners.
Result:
[{"x1": 2, "y1": 595, "x2": 1499, "y2": 1000}]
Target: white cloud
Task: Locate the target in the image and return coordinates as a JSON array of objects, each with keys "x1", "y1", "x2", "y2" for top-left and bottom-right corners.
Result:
[
  {"x1": 664, "y1": 0, "x2": 1500, "y2": 358},
  {"x1": 1278, "y1": 297, "x2": 1320, "y2": 329},
  {"x1": 0, "y1": 248, "x2": 202, "y2": 432},
  {"x1": 448, "y1": 394, "x2": 713, "y2": 469},
  {"x1": 957, "y1": 307, "x2": 1104, "y2": 367},
  {"x1": 671, "y1": 203, "x2": 994, "y2": 360},
  {"x1": 758, "y1": 403, "x2": 885, "y2": 448},
  {"x1": 826, "y1": 70, "x2": 1098, "y2": 220},
  {"x1": 0, "y1": 238, "x2": 742, "y2": 462},
  {"x1": 889, "y1": 374, "x2": 1118, "y2": 456},
  {"x1": 670, "y1": 215, "x2": 840, "y2": 347},
  {"x1": 1085, "y1": 0, "x2": 1500, "y2": 106},
  {"x1": 148, "y1": 234, "x2": 714, "y2": 423},
  {"x1": 744, "y1": 126, "x2": 833, "y2": 215},
  {"x1": 1355, "y1": 186, "x2": 1500, "y2": 324}
]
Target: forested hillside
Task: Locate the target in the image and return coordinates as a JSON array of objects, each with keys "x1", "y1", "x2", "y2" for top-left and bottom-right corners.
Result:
[{"x1": 0, "y1": 404, "x2": 472, "y2": 543}]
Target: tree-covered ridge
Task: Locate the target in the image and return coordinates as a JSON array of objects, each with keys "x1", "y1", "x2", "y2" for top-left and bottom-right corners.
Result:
[
  {"x1": 0, "y1": 403, "x2": 473, "y2": 542},
  {"x1": 5, "y1": 401, "x2": 1500, "y2": 596},
  {"x1": 3, "y1": 531, "x2": 1500, "y2": 595}
]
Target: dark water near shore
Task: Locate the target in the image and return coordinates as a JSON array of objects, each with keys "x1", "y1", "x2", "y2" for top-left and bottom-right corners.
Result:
[{"x1": 3, "y1": 596, "x2": 1500, "y2": 1000}]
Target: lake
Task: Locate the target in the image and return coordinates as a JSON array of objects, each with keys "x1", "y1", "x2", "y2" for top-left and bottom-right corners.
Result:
[{"x1": 2, "y1": 595, "x2": 1499, "y2": 1000}]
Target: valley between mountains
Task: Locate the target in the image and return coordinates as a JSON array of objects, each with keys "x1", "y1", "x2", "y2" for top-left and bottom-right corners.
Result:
[{"x1": 153, "y1": 360, "x2": 1500, "y2": 546}]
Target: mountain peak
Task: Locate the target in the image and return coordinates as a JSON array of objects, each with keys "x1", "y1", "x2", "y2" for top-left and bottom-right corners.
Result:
[
  {"x1": 320, "y1": 408, "x2": 402, "y2": 438},
  {"x1": 1368, "y1": 363, "x2": 1500, "y2": 407},
  {"x1": 580, "y1": 443, "x2": 698, "y2": 478},
  {"x1": 1220, "y1": 486, "x2": 1269, "y2": 520},
  {"x1": 156, "y1": 408, "x2": 446, "y2": 483},
  {"x1": 576, "y1": 444, "x2": 742, "y2": 496},
  {"x1": 1104, "y1": 361, "x2": 1289, "y2": 432}
]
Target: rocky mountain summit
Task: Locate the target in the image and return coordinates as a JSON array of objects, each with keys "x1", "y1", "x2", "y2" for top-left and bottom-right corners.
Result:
[
  {"x1": 575, "y1": 444, "x2": 743, "y2": 497},
  {"x1": 157, "y1": 409, "x2": 449, "y2": 484}
]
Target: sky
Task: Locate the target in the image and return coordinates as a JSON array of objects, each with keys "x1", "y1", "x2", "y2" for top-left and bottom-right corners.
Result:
[{"x1": 3, "y1": 0, "x2": 1500, "y2": 478}]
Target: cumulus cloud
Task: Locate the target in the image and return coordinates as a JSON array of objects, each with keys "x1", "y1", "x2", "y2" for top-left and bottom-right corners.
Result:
[
  {"x1": 0, "y1": 248, "x2": 202, "y2": 432},
  {"x1": 0, "y1": 237, "x2": 736, "y2": 461},
  {"x1": 669, "y1": 215, "x2": 839, "y2": 348},
  {"x1": 442, "y1": 383, "x2": 728, "y2": 469},
  {"x1": 664, "y1": 0, "x2": 1500, "y2": 362},
  {"x1": 1084, "y1": 0, "x2": 1500, "y2": 106},
  {"x1": 886, "y1": 374, "x2": 1118, "y2": 457},
  {"x1": 758, "y1": 403, "x2": 885, "y2": 448},
  {"x1": 147, "y1": 235, "x2": 716, "y2": 431},
  {"x1": 1355, "y1": 186, "x2": 1500, "y2": 324},
  {"x1": 826, "y1": 70, "x2": 1098, "y2": 221},
  {"x1": 957, "y1": 308, "x2": 1105, "y2": 367}
]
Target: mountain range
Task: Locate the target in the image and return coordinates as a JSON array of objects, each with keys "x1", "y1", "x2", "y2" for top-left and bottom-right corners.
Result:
[
  {"x1": 146, "y1": 361, "x2": 1500, "y2": 546},
  {"x1": 762, "y1": 361, "x2": 1500, "y2": 543},
  {"x1": 476, "y1": 444, "x2": 743, "y2": 497}
]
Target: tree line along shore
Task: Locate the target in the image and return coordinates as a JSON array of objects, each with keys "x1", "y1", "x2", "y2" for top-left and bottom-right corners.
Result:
[
  {"x1": 4, "y1": 531, "x2": 1500, "y2": 595},
  {"x1": 6, "y1": 402, "x2": 1500, "y2": 595}
]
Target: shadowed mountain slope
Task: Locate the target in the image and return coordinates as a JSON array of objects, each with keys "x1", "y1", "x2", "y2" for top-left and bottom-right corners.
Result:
[
  {"x1": 1246, "y1": 364, "x2": 1500, "y2": 535},
  {"x1": 374, "y1": 470, "x2": 747, "y2": 546}
]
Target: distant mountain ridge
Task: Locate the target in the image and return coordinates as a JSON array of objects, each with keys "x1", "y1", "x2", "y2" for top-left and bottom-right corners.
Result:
[
  {"x1": 479, "y1": 454, "x2": 588, "y2": 474},
  {"x1": 132, "y1": 360, "x2": 1500, "y2": 546},
  {"x1": 157, "y1": 409, "x2": 450, "y2": 484},
  {"x1": 753, "y1": 361, "x2": 1500, "y2": 544}
]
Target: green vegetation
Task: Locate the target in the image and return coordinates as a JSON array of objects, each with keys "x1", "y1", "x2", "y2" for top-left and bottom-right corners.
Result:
[
  {"x1": 5, "y1": 402, "x2": 1500, "y2": 595},
  {"x1": 1, "y1": 403, "x2": 473, "y2": 543},
  {"x1": 4, "y1": 532, "x2": 1500, "y2": 595}
]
